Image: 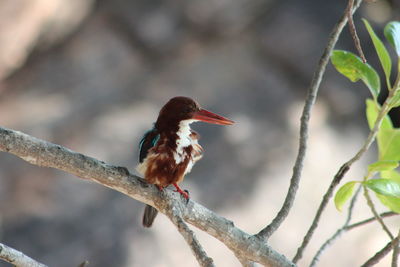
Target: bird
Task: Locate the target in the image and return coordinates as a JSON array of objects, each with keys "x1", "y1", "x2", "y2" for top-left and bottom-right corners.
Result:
[{"x1": 137, "y1": 96, "x2": 234, "y2": 227}]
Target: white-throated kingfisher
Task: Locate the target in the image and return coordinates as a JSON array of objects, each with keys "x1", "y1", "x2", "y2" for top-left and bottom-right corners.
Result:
[{"x1": 137, "y1": 96, "x2": 234, "y2": 227}]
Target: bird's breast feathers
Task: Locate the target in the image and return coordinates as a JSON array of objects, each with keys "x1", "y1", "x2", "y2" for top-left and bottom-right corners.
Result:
[{"x1": 136, "y1": 127, "x2": 203, "y2": 186}]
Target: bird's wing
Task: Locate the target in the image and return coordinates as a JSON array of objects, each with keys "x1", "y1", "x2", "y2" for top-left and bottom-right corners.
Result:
[{"x1": 139, "y1": 127, "x2": 160, "y2": 163}]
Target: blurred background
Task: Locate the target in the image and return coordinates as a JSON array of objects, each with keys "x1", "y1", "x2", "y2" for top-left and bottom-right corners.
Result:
[{"x1": 0, "y1": 0, "x2": 399, "y2": 266}]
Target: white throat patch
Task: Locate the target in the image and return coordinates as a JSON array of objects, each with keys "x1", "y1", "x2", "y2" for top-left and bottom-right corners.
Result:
[{"x1": 174, "y1": 119, "x2": 196, "y2": 164}]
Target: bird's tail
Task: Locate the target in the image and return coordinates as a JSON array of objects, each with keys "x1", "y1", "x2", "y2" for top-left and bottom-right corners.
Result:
[{"x1": 142, "y1": 204, "x2": 158, "y2": 227}]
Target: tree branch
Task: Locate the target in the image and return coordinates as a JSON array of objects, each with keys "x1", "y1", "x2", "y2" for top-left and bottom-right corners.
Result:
[
  {"x1": 290, "y1": 0, "x2": 400, "y2": 261},
  {"x1": 165, "y1": 204, "x2": 215, "y2": 267},
  {"x1": 310, "y1": 209, "x2": 399, "y2": 267},
  {"x1": 361, "y1": 236, "x2": 400, "y2": 267},
  {"x1": 0, "y1": 242, "x2": 48, "y2": 267},
  {"x1": 309, "y1": 185, "x2": 362, "y2": 267},
  {"x1": 345, "y1": 212, "x2": 397, "y2": 231},
  {"x1": 0, "y1": 126, "x2": 295, "y2": 267},
  {"x1": 392, "y1": 229, "x2": 400, "y2": 267},
  {"x1": 256, "y1": 0, "x2": 364, "y2": 242},
  {"x1": 346, "y1": 0, "x2": 366, "y2": 63}
]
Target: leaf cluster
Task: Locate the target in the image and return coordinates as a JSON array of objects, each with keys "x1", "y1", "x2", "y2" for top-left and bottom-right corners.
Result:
[{"x1": 332, "y1": 20, "x2": 400, "y2": 213}]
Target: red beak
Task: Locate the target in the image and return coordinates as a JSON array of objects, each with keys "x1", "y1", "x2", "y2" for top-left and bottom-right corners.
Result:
[{"x1": 192, "y1": 109, "x2": 234, "y2": 125}]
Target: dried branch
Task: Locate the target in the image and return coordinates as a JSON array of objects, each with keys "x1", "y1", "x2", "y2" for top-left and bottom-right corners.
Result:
[
  {"x1": 0, "y1": 242, "x2": 48, "y2": 267},
  {"x1": 254, "y1": 0, "x2": 364, "y2": 242},
  {"x1": 165, "y1": 205, "x2": 215, "y2": 267},
  {"x1": 346, "y1": 0, "x2": 367, "y2": 63},
  {"x1": 345, "y1": 212, "x2": 397, "y2": 231},
  {"x1": 0, "y1": 126, "x2": 294, "y2": 267},
  {"x1": 361, "y1": 236, "x2": 400, "y2": 267},
  {"x1": 310, "y1": 210, "x2": 398, "y2": 267},
  {"x1": 309, "y1": 186, "x2": 362, "y2": 267},
  {"x1": 293, "y1": 71, "x2": 391, "y2": 264},
  {"x1": 248, "y1": 0, "x2": 362, "y2": 261}
]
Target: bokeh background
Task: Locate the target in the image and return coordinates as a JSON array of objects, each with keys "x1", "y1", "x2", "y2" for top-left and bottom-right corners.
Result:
[{"x1": 0, "y1": 0, "x2": 400, "y2": 266}]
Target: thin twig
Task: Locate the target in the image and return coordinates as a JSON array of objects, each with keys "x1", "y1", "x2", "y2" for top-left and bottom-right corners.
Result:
[
  {"x1": 345, "y1": 185, "x2": 362, "y2": 225},
  {"x1": 345, "y1": 212, "x2": 397, "y2": 231},
  {"x1": 361, "y1": 237, "x2": 400, "y2": 267},
  {"x1": 167, "y1": 208, "x2": 215, "y2": 267},
  {"x1": 363, "y1": 186, "x2": 394, "y2": 239},
  {"x1": 392, "y1": 229, "x2": 400, "y2": 267},
  {"x1": 0, "y1": 243, "x2": 48, "y2": 267},
  {"x1": 254, "y1": 0, "x2": 364, "y2": 242},
  {"x1": 290, "y1": 0, "x2": 364, "y2": 262},
  {"x1": 311, "y1": 210, "x2": 398, "y2": 266},
  {"x1": 346, "y1": 0, "x2": 367, "y2": 63},
  {"x1": 293, "y1": 74, "x2": 391, "y2": 263},
  {"x1": 309, "y1": 186, "x2": 362, "y2": 267}
]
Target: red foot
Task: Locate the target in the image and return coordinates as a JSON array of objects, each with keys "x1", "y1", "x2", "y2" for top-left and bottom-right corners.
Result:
[{"x1": 173, "y1": 183, "x2": 189, "y2": 199}]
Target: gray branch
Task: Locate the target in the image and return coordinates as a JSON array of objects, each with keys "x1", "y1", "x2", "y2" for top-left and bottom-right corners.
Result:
[
  {"x1": 255, "y1": 0, "x2": 363, "y2": 241},
  {"x1": 309, "y1": 185, "x2": 362, "y2": 267},
  {"x1": 392, "y1": 229, "x2": 400, "y2": 267},
  {"x1": 344, "y1": 212, "x2": 397, "y2": 231},
  {"x1": 0, "y1": 242, "x2": 48, "y2": 267},
  {"x1": 0, "y1": 126, "x2": 295, "y2": 267},
  {"x1": 165, "y1": 203, "x2": 215, "y2": 267},
  {"x1": 361, "y1": 236, "x2": 399, "y2": 267},
  {"x1": 309, "y1": 209, "x2": 398, "y2": 266},
  {"x1": 291, "y1": 0, "x2": 365, "y2": 262}
]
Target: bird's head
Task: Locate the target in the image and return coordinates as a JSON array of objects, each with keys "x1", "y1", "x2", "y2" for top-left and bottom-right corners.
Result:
[{"x1": 155, "y1": 96, "x2": 234, "y2": 131}]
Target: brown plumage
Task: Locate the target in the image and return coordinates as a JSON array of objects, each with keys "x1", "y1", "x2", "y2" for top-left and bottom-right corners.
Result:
[{"x1": 137, "y1": 96, "x2": 233, "y2": 227}]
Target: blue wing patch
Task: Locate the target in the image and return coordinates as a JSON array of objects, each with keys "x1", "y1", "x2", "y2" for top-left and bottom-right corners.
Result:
[{"x1": 139, "y1": 127, "x2": 160, "y2": 163}]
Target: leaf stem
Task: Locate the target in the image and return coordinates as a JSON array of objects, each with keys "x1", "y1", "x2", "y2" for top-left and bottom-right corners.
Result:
[{"x1": 363, "y1": 185, "x2": 394, "y2": 240}]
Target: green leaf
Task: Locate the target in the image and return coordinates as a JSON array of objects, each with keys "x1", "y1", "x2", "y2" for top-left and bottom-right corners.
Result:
[
  {"x1": 363, "y1": 19, "x2": 392, "y2": 82},
  {"x1": 364, "y1": 178, "x2": 400, "y2": 197},
  {"x1": 365, "y1": 99, "x2": 393, "y2": 130},
  {"x1": 381, "y1": 170, "x2": 400, "y2": 184},
  {"x1": 331, "y1": 50, "x2": 380, "y2": 99},
  {"x1": 384, "y1": 21, "x2": 400, "y2": 57},
  {"x1": 368, "y1": 161, "x2": 399, "y2": 173},
  {"x1": 365, "y1": 99, "x2": 400, "y2": 161},
  {"x1": 334, "y1": 181, "x2": 357, "y2": 211},
  {"x1": 389, "y1": 91, "x2": 400, "y2": 108},
  {"x1": 377, "y1": 128, "x2": 400, "y2": 161},
  {"x1": 376, "y1": 194, "x2": 400, "y2": 213}
]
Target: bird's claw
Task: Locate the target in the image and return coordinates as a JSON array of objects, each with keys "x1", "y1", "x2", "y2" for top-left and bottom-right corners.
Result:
[
  {"x1": 172, "y1": 183, "x2": 190, "y2": 203},
  {"x1": 174, "y1": 189, "x2": 189, "y2": 200},
  {"x1": 183, "y1": 190, "x2": 190, "y2": 204}
]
